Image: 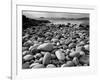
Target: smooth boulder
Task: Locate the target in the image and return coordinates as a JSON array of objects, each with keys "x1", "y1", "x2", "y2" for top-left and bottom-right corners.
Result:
[
  {"x1": 61, "y1": 61, "x2": 74, "y2": 67},
  {"x1": 30, "y1": 63, "x2": 39, "y2": 68},
  {"x1": 55, "y1": 50, "x2": 65, "y2": 60},
  {"x1": 72, "y1": 57, "x2": 79, "y2": 65},
  {"x1": 46, "y1": 64, "x2": 56, "y2": 68},
  {"x1": 43, "y1": 52, "x2": 51, "y2": 65},
  {"x1": 23, "y1": 54, "x2": 34, "y2": 61},
  {"x1": 33, "y1": 64, "x2": 45, "y2": 68},
  {"x1": 37, "y1": 43, "x2": 53, "y2": 51},
  {"x1": 69, "y1": 51, "x2": 80, "y2": 58}
]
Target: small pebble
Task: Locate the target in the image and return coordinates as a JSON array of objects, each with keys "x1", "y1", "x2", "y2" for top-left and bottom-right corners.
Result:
[
  {"x1": 84, "y1": 44, "x2": 89, "y2": 51},
  {"x1": 72, "y1": 57, "x2": 79, "y2": 65},
  {"x1": 69, "y1": 51, "x2": 80, "y2": 58},
  {"x1": 55, "y1": 50, "x2": 65, "y2": 60},
  {"x1": 22, "y1": 62, "x2": 30, "y2": 69},
  {"x1": 32, "y1": 64, "x2": 45, "y2": 68},
  {"x1": 43, "y1": 52, "x2": 51, "y2": 65},
  {"x1": 46, "y1": 64, "x2": 56, "y2": 68},
  {"x1": 30, "y1": 63, "x2": 39, "y2": 68},
  {"x1": 37, "y1": 43, "x2": 53, "y2": 51},
  {"x1": 61, "y1": 61, "x2": 74, "y2": 67},
  {"x1": 79, "y1": 55, "x2": 89, "y2": 64},
  {"x1": 23, "y1": 54, "x2": 34, "y2": 61}
]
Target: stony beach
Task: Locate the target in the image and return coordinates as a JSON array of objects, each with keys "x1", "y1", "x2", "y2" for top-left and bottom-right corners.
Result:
[{"x1": 22, "y1": 15, "x2": 89, "y2": 69}]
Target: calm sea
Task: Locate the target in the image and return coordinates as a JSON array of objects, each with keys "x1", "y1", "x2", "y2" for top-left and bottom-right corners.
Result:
[{"x1": 49, "y1": 19, "x2": 89, "y2": 25}]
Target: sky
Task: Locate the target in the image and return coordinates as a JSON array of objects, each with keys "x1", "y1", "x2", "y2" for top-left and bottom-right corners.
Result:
[{"x1": 22, "y1": 11, "x2": 89, "y2": 19}]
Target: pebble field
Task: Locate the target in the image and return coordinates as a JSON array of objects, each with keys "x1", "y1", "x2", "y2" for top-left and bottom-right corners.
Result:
[{"x1": 22, "y1": 15, "x2": 89, "y2": 69}]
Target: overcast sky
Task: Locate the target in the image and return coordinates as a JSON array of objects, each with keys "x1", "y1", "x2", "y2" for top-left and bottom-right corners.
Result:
[{"x1": 22, "y1": 11, "x2": 89, "y2": 19}]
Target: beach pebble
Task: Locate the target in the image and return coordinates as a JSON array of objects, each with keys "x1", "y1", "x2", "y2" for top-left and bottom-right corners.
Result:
[
  {"x1": 65, "y1": 55, "x2": 71, "y2": 61},
  {"x1": 22, "y1": 47, "x2": 28, "y2": 52},
  {"x1": 32, "y1": 64, "x2": 45, "y2": 68},
  {"x1": 75, "y1": 46, "x2": 84, "y2": 52},
  {"x1": 55, "y1": 50, "x2": 65, "y2": 60},
  {"x1": 30, "y1": 63, "x2": 39, "y2": 68},
  {"x1": 60, "y1": 40, "x2": 65, "y2": 45},
  {"x1": 56, "y1": 42, "x2": 60, "y2": 46},
  {"x1": 69, "y1": 51, "x2": 80, "y2": 57},
  {"x1": 77, "y1": 63, "x2": 82, "y2": 66},
  {"x1": 79, "y1": 55, "x2": 89, "y2": 64},
  {"x1": 84, "y1": 44, "x2": 89, "y2": 51},
  {"x1": 61, "y1": 64, "x2": 68, "y2": 67},
  {"x1": 79, "y1": 51, "x2": 85, "y2": 56},
  {"x1": 29, "y1": 44, "x2": 39, "y2": 51},
  {"x1": 34, "y1": 60, "x2": 40, "y2": 63},
  {"x1": 22, "y1": 51, "x2": 30, "y2": 56},
  {"x1": 33, "y1": 41, "x2": 39, "y2": 44},
  {"x1": 23, "y1": 40, "x2": 33, "y2": 47},
  {"x1": 68, "y1": 43, "x2": 76, "y2": 48},
  {"x1": 51, "y1": 60, "x2": 59, "y2": 65},
  {"x1": 51, "y1": 54, "x2": 56, "y2": 59},
  {"x1": 29, "y1": 44, "x2": 40, "y2": 54},
  {"x1": 41, "y1": 51, "x2": 47, "y2": 55},
  {"x1": 72, "y1": 57, "x2": 79, "y2": 65},
  {"x1": 65, "y1": 38, "x2": 72, "y2": 45},
  {"x1": 39, "y1": 57, "x2": 43, "y2": 63},
  {"x1": 65, "y1": 49, "x2": 70, "y2": 55},
  {"x1": 83, "y1": 64, "x2": 88, "y2": 66},
  {"x1": 43, "y1": 52, "x2": 51, "y2": 65},
  {"x1": 37, "y1": 37, "x2": 44, "y2": 42},
  {"x1": 23, "y1": 54, "x2": 34, "y2": 61},
  {"x1": 66, "y1": 61, "x2": 74, "y2": 66},
  {"x1": 51, "y1": 38, "x2": 59, "y2": 43},
  {"x1": 22, "y1": 62, "x2": 30, "y2": 69},
  {"x1": 34, "y1": 53, "x2": 42, "y2": 59},
  {"x1": 61, "y1": 61, "x2": 74, "y2": 67},
  {"x1": 46, "y1": 64, "x2": 56, "y2": 68},
  {"x1": 62, "y1": 45, "x2": 68, "y2": 50},
  {"x1": 78, "y1": 41, "x2": 85, "y2": 46},
  {"x1": 22, "y1": 34, "x2": 29, "y2": 39},
  {"x1": 37, "y1": 43, "x2": 53, "y2": 51}
]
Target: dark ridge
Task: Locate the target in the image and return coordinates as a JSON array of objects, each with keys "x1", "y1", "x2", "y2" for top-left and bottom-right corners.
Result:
[{"x1": 22, "y1": 15, "x2": 50, "y2": 30}]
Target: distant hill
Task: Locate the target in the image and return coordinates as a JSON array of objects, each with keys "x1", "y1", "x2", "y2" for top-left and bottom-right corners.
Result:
[{"x1": 22, "y1": 15, "x2": 50, "y2": 29}]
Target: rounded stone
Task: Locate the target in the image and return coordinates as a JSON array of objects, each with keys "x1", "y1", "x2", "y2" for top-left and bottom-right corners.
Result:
[
  {"x1": 84, "y1": 44, "x2": 89, "y2": 51},
  {"x1": 51, "y1": 38, "x2": 59, "y2": 43},
  {"x1": 72, "y1": 57, "x2": 79, "y2": 65},
  {"x1": 33, "y1": 64, "x2": 45, "y2": 68},
  {"x1": 51, "y1": 54, "x2": 56, "y2": 59},
  {"x1": 79, "y1": 51, "x2": 85, "y2": 56},
  {"x1": 65, "y1": 55, "x2": 71, "y2": 61},
  {"x1": 22, "y1": 51, "x2": 30, "y2": 56},
  {"x1": 43, "y1": 52, "x2": 51, "y2": 65},
  {"x1": 79, "y1": 55, "x2": 89, "y2": 64},
  {"x1": 46, "y1": 64, "x2": 56, "y2": 68},
  {"x1": 37, "y1": 43, "x2": 53, "y2": 51},
  {"x1": 68, "y1": 43, "x2": 76, "y2": 48},
  {"x1": 23, "y1": 54, "x2": 34, "y2": 61},
  {"x1": 22, "y1": 62, "x2": 30, "y2": 69},
  {"x1": 61, "y1": 61, "x2": 74, "y2": 67},
  {"x1": 30, "y1": 63, "x2": 39, "y2": 68},
  {"x1": 55, "y1": 50, "x2": 65, "y2": 60},
  {"x1": 69, "y1": 51, "x2": 80, "y2": 58},
  {"x1": 34, "y1": 53, "x2": 42, "y2": 59}
]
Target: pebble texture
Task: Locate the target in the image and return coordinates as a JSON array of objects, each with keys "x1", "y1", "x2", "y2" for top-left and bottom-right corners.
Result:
[{"x1": 22, "y1": 15, "x2": 90, "y2": 69}]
